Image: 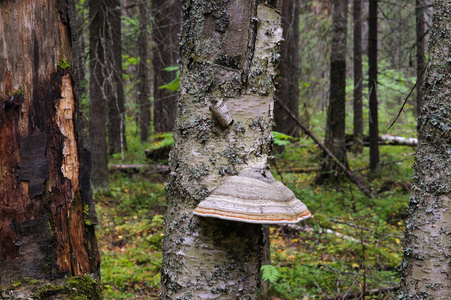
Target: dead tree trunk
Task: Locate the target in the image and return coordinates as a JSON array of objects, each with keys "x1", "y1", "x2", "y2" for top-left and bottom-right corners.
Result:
[{"x1": 0, "y1": 0, "x2": 100, "y2": 297}]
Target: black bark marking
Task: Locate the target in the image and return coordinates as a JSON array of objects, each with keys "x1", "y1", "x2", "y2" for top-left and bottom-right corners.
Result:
[
  {"x1": 2, "y1": 94, "x2": 23, "y2": 110},
  {"x1": 18, "y1": 132, "x2": 49, "y2": 198},
  {"x1": 10, "y1": 218, "x2": 20, "y2": 234},
  {"x1": 214, "y1": 54, "x2": 241, "y2": 69},
  {"x1": 32, "y1": 31, "x2": 40, "y2": 79}
]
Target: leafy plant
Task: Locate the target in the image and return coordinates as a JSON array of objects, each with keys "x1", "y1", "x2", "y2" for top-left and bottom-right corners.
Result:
[
  {"x1": 261, "y1": 265, "x2": 280, "y2": 284},
  {"x1": 159, "y1": 65, "x2": 180, "y2": 92},
  {"x1": 273, "y1": 131, "x2": 294, "y2": 146}
]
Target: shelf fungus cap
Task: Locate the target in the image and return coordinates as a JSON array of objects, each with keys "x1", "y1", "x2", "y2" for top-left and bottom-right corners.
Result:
[{"x1": 193, "y1": 168, "x2": 311, "y2": 224}]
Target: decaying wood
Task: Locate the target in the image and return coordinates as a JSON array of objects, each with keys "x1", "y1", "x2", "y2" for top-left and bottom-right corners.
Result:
[
  {"x1": 108, "y1": 163, "x2": 170, "y2": 174},
  {"x1": 0, "y1": 0, "x2": 100, "y2": 295}
]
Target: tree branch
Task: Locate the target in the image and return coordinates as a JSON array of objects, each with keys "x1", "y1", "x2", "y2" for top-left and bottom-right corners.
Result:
[
  {"x1": 275, "y1": 97, "x2": 375, "y2": 198},
  {"x1": 323, "y1": 285, "x2": 400, "y2": 300}
]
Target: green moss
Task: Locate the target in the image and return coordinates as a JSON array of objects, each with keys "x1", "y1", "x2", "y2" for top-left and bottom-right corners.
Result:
[
  {"x1": 35, "y1": 284, "x2": 66, "y2": 300},
  {"x1": 11, "y1": 87, "x2": 24, "y2": 97},
  {"x1": 65, "y1": 275, "x2": 102, "y2": 300},
  {"x1": 12, "y1": 280, "x2": 21, "y2": 288},
  {"x1": 57, "y1": 58, "x2": 71, "y2": 70},
  {"x1": 83, "y1": 204, "x2": 93, "y2": 226},
  {"x1": 35, "y1": 275, "x2": 102, "y2": 300}
]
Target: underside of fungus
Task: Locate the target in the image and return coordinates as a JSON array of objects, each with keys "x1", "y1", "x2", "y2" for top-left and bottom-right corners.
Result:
[{"x1": 193, "y1": 168, "x2": 311, "y2": 224}]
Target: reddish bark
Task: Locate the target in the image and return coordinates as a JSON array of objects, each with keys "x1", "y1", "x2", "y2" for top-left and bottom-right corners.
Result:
[{"x1": 0, "y1": 0, "x2": 99, "y2": 285}]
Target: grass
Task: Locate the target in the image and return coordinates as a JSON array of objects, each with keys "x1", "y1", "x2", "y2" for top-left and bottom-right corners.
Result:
[
  {"x1": 96, "y1": 122, "x2": 414, "y2": 299},
  {"x1": 96, "y1": 172, "x2": 166, "y2": 299}
]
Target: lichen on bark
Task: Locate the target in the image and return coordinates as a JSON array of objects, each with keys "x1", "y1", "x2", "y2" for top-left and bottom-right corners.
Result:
[
  {"x1": 162, "y1": 1, "x2": 283, "y2": 298},
  {"x1": 399, "y1": 1, "x2": 451, "y2": 299}
]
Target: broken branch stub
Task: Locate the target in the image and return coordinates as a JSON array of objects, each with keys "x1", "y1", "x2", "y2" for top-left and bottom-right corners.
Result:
[{"x1": 193, "y1": 167, "x2": 311, "y2": 224}]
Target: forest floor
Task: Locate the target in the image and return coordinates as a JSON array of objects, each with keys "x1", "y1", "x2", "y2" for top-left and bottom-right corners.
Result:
[{"x1": 95, "y1": 134, "x2": 414, "y2": 299}]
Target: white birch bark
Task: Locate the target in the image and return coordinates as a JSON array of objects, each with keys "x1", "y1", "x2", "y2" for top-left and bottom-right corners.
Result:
[{"x1": 161, "y1": 1, "x2": 282, "y2": 298}]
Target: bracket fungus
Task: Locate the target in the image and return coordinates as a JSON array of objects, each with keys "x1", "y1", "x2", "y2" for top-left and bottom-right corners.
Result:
[{"x1": 193, "y1": 167, "x2": 311, "y2": 224}]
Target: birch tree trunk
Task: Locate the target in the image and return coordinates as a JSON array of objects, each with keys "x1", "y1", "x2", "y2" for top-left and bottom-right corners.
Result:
[
  {"x1": 0, "y1": 0, "x2": 100, "y2": 297},
  {"x1": 399, "y1": 1, "x2": 451, "y2": 299},
  {"x1": 161, "y1": 0, "x2": 283, "y2": 298}
]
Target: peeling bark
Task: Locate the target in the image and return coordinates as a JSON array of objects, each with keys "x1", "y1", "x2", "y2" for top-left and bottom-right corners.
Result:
[
  {"x1": 399, "y1": 1, "x2": 451, "y2": 299},
  {"x1": 161, "y1": 1, "x2": 283, "y2": 298},
  {"x1": 0, "y1": 0, "x2": 100, "y2": 296}
]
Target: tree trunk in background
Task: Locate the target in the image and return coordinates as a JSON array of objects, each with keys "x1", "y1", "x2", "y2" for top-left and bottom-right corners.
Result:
[
  {"x1": 152, "y1": 0, "x2": 181, "y2": 133},
  {"x1": 161, "y1": 1, "x2": 282, "y2": 297},
  {"x1": 353, "y1": 0, "x2": 363, "y2": 153},
  {"x1": 368, "y1": 0, "x2": 380, "y2": 174},
  {"x1": 274, "y1": 0, "x2": 300, "y2": 138},
  {"x1": 89, "y1": 0, "x2": 109, "y2": 192},
  {"x1": 138, "y1": 0, "x2": 150, "y2": 143},
  {"x1": 73, "y1": 0, "x2": 87, "y2": 98},
  {"x1": 0, "y1": 0, "x2": 100, "y2": 297},
  {"x1": 319, "y1": 0, "x2": 348, "y2": 182},
  {"x1": 415, "y1": 0, "x2": 426, "y2": 117},
  {"x1": 399, "y1": 1, "x2": 451, "y2": 298},
  {"x1": 107, "y1": 0, "x2": 127, "y2": 154}
]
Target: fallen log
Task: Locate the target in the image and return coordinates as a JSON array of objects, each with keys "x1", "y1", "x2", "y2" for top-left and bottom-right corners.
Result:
[
  {"x1": 380, "y1": 135, "x2": 417, "y2": 146},
  {"x1": 108, "y1": 164, "x2": 170, "y2": 174},
  {"x1": 346, "y1": 135, "x2": 418, "y2": 147}
]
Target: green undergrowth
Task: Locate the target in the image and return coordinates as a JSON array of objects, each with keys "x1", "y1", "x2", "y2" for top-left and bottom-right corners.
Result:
[
  {"x1": 96, "y1": 172, "x2": 166, "y2": 299},
  {"x1": 266, "y1": 144, "x2": 414, "y2": 299},
  {"x1": 98, "y1": 126, "x2": 414, "y2": 299}
]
